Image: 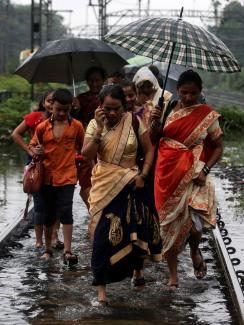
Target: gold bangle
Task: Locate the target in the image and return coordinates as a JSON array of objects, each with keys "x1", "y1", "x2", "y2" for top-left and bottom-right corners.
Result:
[
  {"x1": 150, "y1": 120, "x2": 160, "y2": 129},
  {"x1": 140, "y1": 173, "x2": 148, "y2": 180},
  {"x1": 92, "y1": 136, "x2": 101, "y2": 144}
]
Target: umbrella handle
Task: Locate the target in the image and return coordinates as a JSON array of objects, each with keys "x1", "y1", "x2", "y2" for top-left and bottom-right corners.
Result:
[
  {"x1": 72, "y1": 75, "x2": 76, "y2": 97},
  {"x1": 158, "y1": 41, "x2": 176, "y2": 110},
  {"x1": 158, "y1": 7, "x2": 184, "y2": 109},
  {"x1": 69, "y1": 54, "x2": 76, "y2": 97}
]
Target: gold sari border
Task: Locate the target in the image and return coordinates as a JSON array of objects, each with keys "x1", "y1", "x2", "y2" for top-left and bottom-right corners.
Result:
[
  {"x1": 110, "y1": 243, "x2": 132, "y2": 265},
  {"x1": 112, "y1": 113, "x2": 132, "y2": 165},
  {"x1": 89, "y1": 168, "x2": 137, "y2": 218},
  {"x1": 151, "y1": 253, "x2": 162, "y2": 262},
  {"x1": 134, "y1": 238, "x2": 148, "y2": 251}
]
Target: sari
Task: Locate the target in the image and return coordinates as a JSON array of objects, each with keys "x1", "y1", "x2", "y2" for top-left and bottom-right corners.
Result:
[
  {"x1": 154, "y1": 104, "x2": 222, "y2": 259},
  {"x1": 87, "y1": 112, "x2": 162, "y2": 285}
]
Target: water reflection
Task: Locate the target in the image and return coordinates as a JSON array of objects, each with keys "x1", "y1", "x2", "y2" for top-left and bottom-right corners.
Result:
[
  {"x1": 0, "y1": 191, "x2": 238, "y2": 324},
  {"x1": 0, "y1": 138, "x2": 243, "y2": 324},
  {"x1": 0, "y1": 144, "x2": 28, "y2": 234}
]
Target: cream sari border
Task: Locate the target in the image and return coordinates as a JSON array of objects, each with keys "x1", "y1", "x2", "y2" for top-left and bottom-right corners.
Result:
[
  {"x1": 184, "y1": 111, "x2": 221, "y2": 148},
  {"x1": 112, "y1": 112, "x2": 132, "y2": 164},
  {"x1": 165, "y1": 104, "x2": 201, "y2": 128},
  {"x1": 89, "y1": 167, "x2": 137, "y2": 218},
  {"x1": 159, "y1": 143, "x2": 203, "y2": 223}
]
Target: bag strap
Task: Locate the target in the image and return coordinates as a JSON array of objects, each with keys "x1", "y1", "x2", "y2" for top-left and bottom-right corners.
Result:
[
  {"x1": 35, "y1": 124, "x2": 45, "y2": 145},
  {"x1": 131, "y1": 112, "x2": 140, "y2": 142}
]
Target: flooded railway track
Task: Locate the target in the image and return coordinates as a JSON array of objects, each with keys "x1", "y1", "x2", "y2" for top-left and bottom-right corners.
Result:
[{"x1": 0, "y1": 190, "x2": 243, "y2": 325}]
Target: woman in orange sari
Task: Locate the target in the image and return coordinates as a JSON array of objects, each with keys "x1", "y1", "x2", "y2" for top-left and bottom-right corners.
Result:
[{"x1": 150, "y1": 70, "x2": 223, "y2": 289}]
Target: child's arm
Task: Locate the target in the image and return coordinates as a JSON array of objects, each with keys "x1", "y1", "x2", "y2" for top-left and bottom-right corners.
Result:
[
  {"x1": 11, "y1": 120, "x2": 32, "y2": 155},
  {"x1": 29, "y1": 126, "x2": 44, "y2": 156}
]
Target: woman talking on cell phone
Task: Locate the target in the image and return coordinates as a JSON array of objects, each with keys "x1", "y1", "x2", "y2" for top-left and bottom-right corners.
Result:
[{"x1": 81, "y1": 84, "x2": 162, "y2": 304}]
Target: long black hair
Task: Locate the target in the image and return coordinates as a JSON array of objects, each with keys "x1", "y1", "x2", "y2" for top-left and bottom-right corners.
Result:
[
  {"x1": 52, "y1": 88, "x2": 73, "y2": 105},
  {"x1": 85, "y1": 66, "x2": 106, "y2": 81},
  {"x1": 177, "y1": 70, "x2": 202, "y2": 91},
  {"x1": 99, "y1": 84, "x2": 126, "y2": 108},
  {"x1": 37, "y1": 90, "x2": 53, "y2": 111}
]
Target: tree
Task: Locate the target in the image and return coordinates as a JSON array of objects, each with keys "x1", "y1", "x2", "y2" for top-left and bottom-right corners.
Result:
[
  {"x1": 214, "y1": 1, "x2": 244, "y2": 67},
  {"x1": 0, "y1": 3, "x2": 68, "y2": 74}
]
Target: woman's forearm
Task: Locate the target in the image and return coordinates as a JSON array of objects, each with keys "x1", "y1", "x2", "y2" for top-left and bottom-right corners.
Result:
[
  {"x1": 141, "y1": 149, "x2": 154, "y2": 176},
  {"x1": 205, "y1": 136, "x2": 223, "y2": 169},
  {"x1": 81, "y1": 129, "x2": 102, "y2": 160},
  {"x1": 206, "y1": 146, "x2": 223, "y2": 169}
]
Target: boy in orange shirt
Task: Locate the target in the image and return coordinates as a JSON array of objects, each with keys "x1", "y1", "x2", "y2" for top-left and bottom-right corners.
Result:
[{"x1": 30, "y1": 89, "x2": 84, "y2": 264}]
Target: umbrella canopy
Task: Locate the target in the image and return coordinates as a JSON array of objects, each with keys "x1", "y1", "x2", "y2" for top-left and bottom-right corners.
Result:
[
  {"x1": 105, "y1": 17, "x2": 241, "y2": 73},
  {"x1": 15, "y1": 38, "x2": 128, "y2": 84}
]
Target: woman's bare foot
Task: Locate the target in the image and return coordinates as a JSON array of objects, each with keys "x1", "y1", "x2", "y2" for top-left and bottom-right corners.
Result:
[
  {"x1": 165, "y1": 278, "x2": 178, "y2": 291},
  {"x1": 35, "y1": 241, "x2": 43, "y2": 249},
  {"x1": 97, "y1": 285, "x2": 107, "y2": 303},
  {"x1": 131, "y1": 269, "x2": 145, "y2": 287},
  {"x1": 40, "y1": 250, "x2": 53, "y2": 261},
  {"x1": 190, "y1": 248, "x2": 207, "y2": 279}
]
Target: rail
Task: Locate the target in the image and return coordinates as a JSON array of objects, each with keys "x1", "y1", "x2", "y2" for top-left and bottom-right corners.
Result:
[
  {"x1": 212, "y1": 210, "x2": 244, "y2": 324},
  {"x1": 0, "y1": 197, "x2": 33, "y2": 257}
]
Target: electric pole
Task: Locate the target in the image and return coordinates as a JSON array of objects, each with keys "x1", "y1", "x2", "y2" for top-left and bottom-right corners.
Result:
[
  {"x1": 89, "y1": 0, "x2": 110, "y2": 39},
  {"x1": 0, "y1": 0, "x2": 10, "y2": 74},
  {"x1": 31, "y1": 0, "x2": 42, "y2": 52}
]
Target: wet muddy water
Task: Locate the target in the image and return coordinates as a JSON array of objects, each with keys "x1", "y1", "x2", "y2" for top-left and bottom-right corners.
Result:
[{"x1": 0, "y1": 140, "x2": 243, "y2": 325}]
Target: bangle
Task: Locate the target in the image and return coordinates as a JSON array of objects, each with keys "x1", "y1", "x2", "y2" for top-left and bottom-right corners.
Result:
[
  {"x1": 202, "y1": 164, "x2": 210, "y2": 175},
  {"x1": 92, "y1": 136, "x2": 101, "y2": 144},
  {"x1": 140, "y1": 173, "x2": 148, "y2": 180},
  {"x1": 150, "y1": 120, "x2": 160, "y2": 129}
]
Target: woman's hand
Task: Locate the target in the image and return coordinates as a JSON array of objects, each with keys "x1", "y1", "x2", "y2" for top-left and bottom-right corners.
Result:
[
  {"x1": 134, "y1": 175, "x2": 145, "y2": 189},
  {"x1": 150, "y1": 105, "x2": 162, "y2": 120},
  {"x1": 31, "y1": 144, "x2": 44, "y2": 156},
  {"x1": 193, "y1": 170, "x2": 207, "y2": 187},
  {"x1": 27, "y1": 148, "x2": 34, "y2": 157},
  {"x1": 95, "y1": 106, "x2": 106, "y2": 129}
]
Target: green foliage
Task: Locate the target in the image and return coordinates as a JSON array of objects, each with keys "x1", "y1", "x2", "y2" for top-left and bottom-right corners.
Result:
[
  {"x1": 200, "y1": 70, "x2": 244, "y2": 92},
  {"x1": 0, "y1": 96, "x2": 31, "y2": 138},
  {"x1": 210, "y1": 1, "x2": 244, "y2": 67},
  {"x1": 2, "y1": 4, "x2": 67, "y2": 74},
  {"x1": 217, "y1": 106, "x2": 244, "y2": 132},
  {"x1": 0, "y1": 74, "x2": 30, "y2": 93}
]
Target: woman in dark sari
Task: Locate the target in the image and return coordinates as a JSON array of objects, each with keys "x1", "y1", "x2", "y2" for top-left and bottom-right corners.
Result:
[{"x1": 81, "y1": 85, "x2": 162, "y2": 303}]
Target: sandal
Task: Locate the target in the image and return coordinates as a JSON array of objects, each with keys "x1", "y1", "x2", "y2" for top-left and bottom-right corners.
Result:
[
  {"x1": 40, "y1": 250, "x2": 53, "y2": 261},
  {"x1": 52, "y1": 240, "x2": 64, "y2": 250},
  {"x1": 63, "y1": 251, "x2": 78, "y2": 266},
  {"x1": 192, "y1": 249, "x2": 207, "y2": 279}
]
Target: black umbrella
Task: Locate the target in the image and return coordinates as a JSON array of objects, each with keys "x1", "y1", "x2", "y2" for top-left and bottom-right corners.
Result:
[{"x1": 15, "y1": 38, "x2": 128, "y2": 94}]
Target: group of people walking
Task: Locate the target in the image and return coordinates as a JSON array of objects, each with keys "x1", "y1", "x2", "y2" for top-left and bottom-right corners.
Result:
[{"x1": 12, "y1": 65, "x2": 223, "y2": 304}]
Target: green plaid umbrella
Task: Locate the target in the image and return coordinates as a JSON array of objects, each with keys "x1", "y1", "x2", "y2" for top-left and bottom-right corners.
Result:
[{"x1": 105, "y1": 17, "x2": 241, "y2": 74}]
